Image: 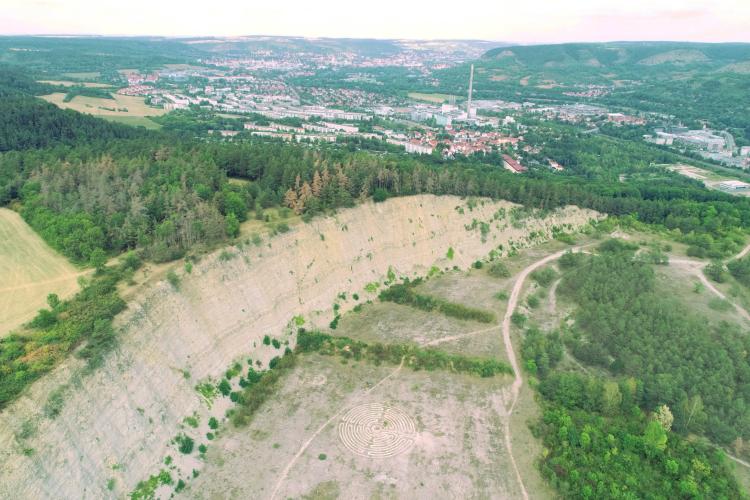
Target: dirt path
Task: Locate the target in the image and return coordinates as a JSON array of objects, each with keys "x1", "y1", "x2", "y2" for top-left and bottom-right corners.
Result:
[
  {"x1": 548, "y1": 278, "x2": 561, "y2": 315},
  {"x1": 0, "y1": 271, "x2": 87, "y2": 293},
  {"x1": 732, "y1": 242, "x2": 750, "y2": 261},
  {"x1": 726, "y1": 451, "x2": 750, "y2": 469},
  {"x1": 268, "y1": 357, "x2": 405, "y2": 500},
  {"x1": 500, "y1": 247, "x2": 583, "y2": 500},
  {"x1": 670, "y1": 258, "x2": 750, "y2": 323},
  {"x1": 421, "y1": 324, "x2": 501, "y2": 347}
]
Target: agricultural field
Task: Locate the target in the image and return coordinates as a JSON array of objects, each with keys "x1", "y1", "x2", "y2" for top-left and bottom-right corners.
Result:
[
  {"x1": 0, "y1": 208, "x2": 85, "y2": 336},
  {"x1": 37, "y1": 80, "x2": 113, "y2": 88},
  {"x1": 101, "y1": 115, "x2": 162, "y2": 129},
  {"x1": 40, "y1": 92, "x2": 166, "y2": 119},
  {"x1": 60, "y1": 72, "x2": 101, "y2": 79}
]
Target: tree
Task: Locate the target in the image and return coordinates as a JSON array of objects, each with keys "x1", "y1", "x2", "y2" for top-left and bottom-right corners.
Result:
[
  {"x1": 643, "y1": 419, "x2": 668, "y2": 454},
  {"x1": 283, "y1": 188, "x2": 299, "y2": 214},
  {"x1": 46, "y1": 293, "x2": 60, "y2": 310},
  {"x1": 89, "y1": 248, "x2": 107, "y2": 273},
  {"x1": 225, "y1": 213, "x2": 240, "y2": 238},
  {"x1": 655, "y1": 404, "x2": 674, "y2": 432},
  {"x1": 602, "y1": 381, "x2": 623, "y2": 416}
]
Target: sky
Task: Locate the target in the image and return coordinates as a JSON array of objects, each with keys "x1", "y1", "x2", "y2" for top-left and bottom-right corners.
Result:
[{"x1": 2, "y1": 0, "x2": 750, "y2": 43}]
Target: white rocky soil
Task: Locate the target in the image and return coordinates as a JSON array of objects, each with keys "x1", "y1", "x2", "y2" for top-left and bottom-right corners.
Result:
[{"x1": 0, "y1": 195, "x2": 599, "y2": 499}]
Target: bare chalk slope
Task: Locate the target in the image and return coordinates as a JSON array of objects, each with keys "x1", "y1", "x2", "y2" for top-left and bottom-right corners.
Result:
[{"x1": 0, "y1": 195, "x2": 599, "y2": 498}]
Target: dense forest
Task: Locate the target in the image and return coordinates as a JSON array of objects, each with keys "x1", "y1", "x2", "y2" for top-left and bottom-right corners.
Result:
[
  {"x1": 2, "y1": 97, "x2": 750, "y2": 265},
  {"x1": 520, "y1": 245, "x2": 749, "y2": 498},
  {"x1": 558, "y1": 245, "x2": 750, "y2": 445}
]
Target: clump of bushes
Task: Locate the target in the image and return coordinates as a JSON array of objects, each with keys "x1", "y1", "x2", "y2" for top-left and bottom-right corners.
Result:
[
  {"x1": 379, "y1": 279, "x2": 496, "y2": 323},
  {"x1": 230, "y1": 351, "x2": 297, "y2": 427},
  {"x1": 530, "y1": 267, "x2": 558, "y2": 287},
  {"x1": 704, "y1": 261, "x2": 728, "y2": 283},
  {"x1": 488, "y1": 262, "x2": 511, "y2": 278},
  {"x1": 296, "y1": 329, "x2": 511, "y2": 377},
  {"x1": 174, "y1": 434, "x2": 194, "y2": 454}
]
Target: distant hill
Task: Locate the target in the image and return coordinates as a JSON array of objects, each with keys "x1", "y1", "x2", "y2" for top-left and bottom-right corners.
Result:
[{"x1": 481, "y1": 42, "x2": 750, "y2": 75}]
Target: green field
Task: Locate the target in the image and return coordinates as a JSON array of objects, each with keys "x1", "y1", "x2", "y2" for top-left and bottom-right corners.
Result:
[
  {"x1": 61, "y1": 72, "x2": 101, "y2": 79},
  {"x1": 0, "y1": 208, "x2": 85, "y2": 336},
  {"x1": 37, "y1": 80, "x2": 112, "y2": 88},
  {"x1": 101, "y1": 115, "x2": 161, "y2": 129}
]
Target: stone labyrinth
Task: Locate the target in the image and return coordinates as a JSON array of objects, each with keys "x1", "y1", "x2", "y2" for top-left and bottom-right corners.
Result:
[{"x1": 338, "y1": 403, "x2": 416, "y2": 458}]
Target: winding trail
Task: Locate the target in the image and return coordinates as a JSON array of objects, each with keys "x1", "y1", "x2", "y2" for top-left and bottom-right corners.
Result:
[
  {"x1": 422, "y1": 324, "x2": 501, "y2": 347},
  {"x1": 670, "y1": 258, "x2": 750, "y2": 323},
  {"x1": 733, "y1": 242, "x2": 750, "y2": 261},
  {"x1": 499, "y1": 246, "x2": 586, "y2": 500},
  {"x1": 268, "y1": 357, "x2": 405, "y2": 500},
  {"x1": 269, "y1": 241, "x2": 750, "y2": 500}
]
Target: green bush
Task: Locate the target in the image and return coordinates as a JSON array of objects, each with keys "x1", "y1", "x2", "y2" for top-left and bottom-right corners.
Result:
[
  {"x1": 372, "y1": 188, "x2": 389, "y2": 202},
  {"x1": 175, "y1": 434, "x2": 194, "y2": 454},
  {"x1": 166, "y1": 270, "x2": 180, "y2": 289},
  {"x1": 231, "y1": 352, "x2": 297, "y2": 427},
  {"x1": 379, "y1": 280, "x2": 496, "y2": 323},
  {"x1": 530, "y1": 267, "x2": 558, "y2": 287},
  {"x1": 704, "y1": 261, "x2": 728, "y2": 283},
  {"x1": 217, "y1": 379, "x2": 231, "y2": 396},
  {"x1": 488, "y1": 262, "x2": 511, "y2": 278},
  {"x1": 727, "y1": 256, "x2": 750, "y2": 286},
  {"x1": 295, "y1": 329, "x2": 511, "y2": 377}
]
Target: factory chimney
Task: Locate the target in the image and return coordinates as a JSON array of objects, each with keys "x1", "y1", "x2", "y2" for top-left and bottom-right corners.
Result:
[{"x1": 467, "y1": 64, "x2": 474, "y2": 116}]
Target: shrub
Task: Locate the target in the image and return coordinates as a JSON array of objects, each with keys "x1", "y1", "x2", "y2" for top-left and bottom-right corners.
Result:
[
  {"x1": 472, "y1": 260, "x2": 484, "y2": 269},
  {"x1": 511, "y1": 312, "x2": 527, "y2": 327},
  {"x1": 120, "y1": 251, "x2": 142, "y2": 271},
  {"x1": 379, "y1": 280, "x2": 495, "y2": 323},
  {"x1": 531, "y1": 267, "x2": 558, "y2": 287},
  {"x1": 217, "y1": 379, "x2": 231, "y2": 396},
  {"x1": 558, "y1": 250, "x2": 586, "y2": 269},
  {"x1": 704, "y1": 261, "x2": 728, "y2": 283},
  {"x1": 295, "y1": 330, "x2": 511, "y2": 377},
  {"x1": 276, "y1": 222, "x2": 290, "y2": 233},
  {"x1": 372, "y1": 188, "x2": 389, "y2": 202},
  {"x1": 271, "y1": 338, "x2": 281, "y2": 349},
  {"x1": 488, "y1": 262, "x2": 511, "y2": 278},
  {"x1": 727, "y1": 256, "x2": 750, "y2": 286},
  {"x1": 175, "y1": 434, "x2": 194, "y2": 454},
  {"x1": 225, "y1": 213, "x2": 240, "y2": 238},
  {"x1": 218, "y1": 250, "x2": 235, "y2": 261},
  {"x1": 208, "y1": 417, "x2": 219, "y2": 430},
  {"x1": 166, "y1": 270, "x2": 180, "y2": 289},
  {"x1": 263, "y1": 335, "x2": 271, "y2": 345},
  {"x1": 318, "y1": 453, "x2": 327, "y2": 460},
  {"x1": 527, "y1": 295, "x2": 540, "y2": 308}
]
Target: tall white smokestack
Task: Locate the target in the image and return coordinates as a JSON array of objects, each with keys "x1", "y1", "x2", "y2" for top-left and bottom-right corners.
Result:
[{"x1": 467, "y1": 64, "x2": 474, "y2": 116}]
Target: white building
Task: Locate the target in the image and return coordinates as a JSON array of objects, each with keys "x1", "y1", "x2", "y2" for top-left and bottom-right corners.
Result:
[{"x1": 718, "y1": 180, "x2": 750, "y2": 191}]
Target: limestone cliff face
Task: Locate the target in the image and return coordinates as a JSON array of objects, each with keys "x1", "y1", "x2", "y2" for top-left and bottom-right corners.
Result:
[{"x1": 0, "y1": 195, "x2": 599, "y2": 498}]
